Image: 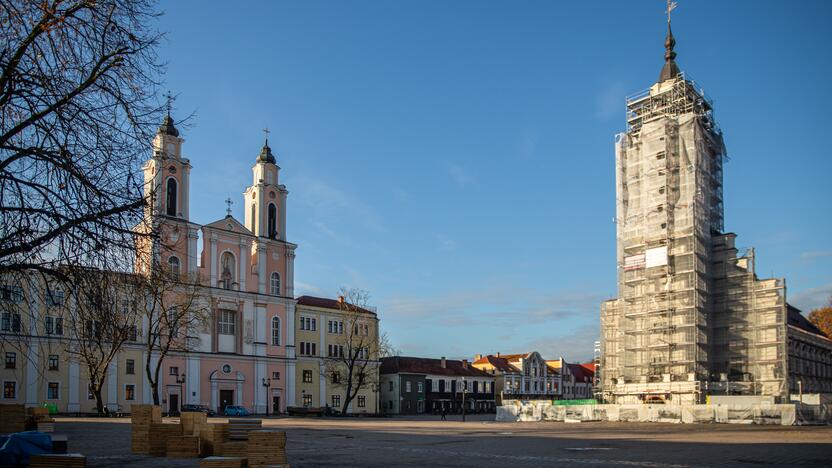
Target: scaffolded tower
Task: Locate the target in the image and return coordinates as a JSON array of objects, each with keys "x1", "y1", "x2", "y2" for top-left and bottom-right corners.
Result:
[{"x1": 600, "y1": 21, "x2": 788, "y2": 404}]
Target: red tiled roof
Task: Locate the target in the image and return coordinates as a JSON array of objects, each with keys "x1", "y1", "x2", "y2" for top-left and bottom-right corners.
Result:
[
  {"x1": 472, "y1": 355, "x2": 517, "y2": 373},
  {"x1": 296, "y1": 295, "x2": 376, "y2": 316},
  {"x1": 380, "y1": 356, "x2": 492, "y2": 378},
  {"x1": 566, "y1": 362, "x2": 594, "y2": 382}
]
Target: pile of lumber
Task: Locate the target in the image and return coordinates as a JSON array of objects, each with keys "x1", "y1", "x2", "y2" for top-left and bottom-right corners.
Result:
[
  {"x1": 0, "y1": 404, "x2": 26, "y2": 433},
  {"x1": 181, "y1": 411, "x2": 208, "y2": 435},
  {"x1": 199, "y1": 422, "x2": 229, "y2": 456},
  {"x1": 200, "y1": 457, "x2": 246, "y2": 468},
  {"x1": 219, "y1": 440, "x2": 247, "y2": 457},
  {"x1": 148, "y1": 422, "x2": 182, "y2": 457},
  {"x1": 29, "y1": 453, "x2": 86, "y2": 468},
  {"x1": 228, "y1": 419, "x2": 262, "y2": 440},
  {"x1": 166, "y1": 435, "x2": 201, "y2": 458},
  {"x1": 130, "y1": 405, "x2": 162, "y2": 453},
  {"x1": 28, "y1": 407, "x2": 55, "y2": 433},
  {"x1": 247, "y1": 430, "x2": 287, "y2": 468}
]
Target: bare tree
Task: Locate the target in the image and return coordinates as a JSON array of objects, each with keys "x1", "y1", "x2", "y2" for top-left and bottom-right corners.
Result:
[
  {"x1": 322, "y1": 288, "x2": 387, "y2": 415},
  {"x1": 63, "y1": 266, "x2": 140, "y2": 415},
  {"x1": 137, "y1": 257, "x2": 209, "y2": 406},
  {"x1": 0, "y1": 0, "x2": 165, "y2": 280}
]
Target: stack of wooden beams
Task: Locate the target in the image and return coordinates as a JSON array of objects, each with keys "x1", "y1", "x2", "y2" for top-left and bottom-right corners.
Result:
[
  {"x1": 228, "y1": 419, "x2": 262, "y2": 440},
  {"x1": 29, "y1": 453, "x2": 86, "y2": 468},
  {"x1": 130, "y1": 405, "x2": 162, "y2": 453},
  {"x1": 181, "y1": 411, "x2": 208, "y2": 435},
  {"x1": 148, "y1": 422, "x2": 182, "y2": 457},
  {"x1": 199, "y1": 422, "x2": 229, "y2": 456},
  {"x1": 247, "y1": 430, "x2": 288, "y2": 468},
  {"x1": 199, "y1": 456, "x2": 246, "y2": 468},
  {"x1": 219, "y1": 440, "x2": 247, "y2": 458},
  {"x1": 0, "y1": 404, "x2": 26, "y2": 433},
  {"x1": 28, "y1": 407, "x2": 55, "y2": 433},
  {"x1": 166, "y1": 435, "x2": 201, "y2": 458}
]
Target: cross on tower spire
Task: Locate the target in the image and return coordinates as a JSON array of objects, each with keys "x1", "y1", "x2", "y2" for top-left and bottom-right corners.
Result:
[
  {"x1": 225, "y1": 197, "x2": 233, "y2": 217},
  {"x1": 658, "y1": 0, "x2": 681, "y2": 82},
  {"x1": 165, "y1": 91, "x2": 175, "y2": 117},
  {"x1": 263, "y1": 127, "x2": 271, "y2": 146}
]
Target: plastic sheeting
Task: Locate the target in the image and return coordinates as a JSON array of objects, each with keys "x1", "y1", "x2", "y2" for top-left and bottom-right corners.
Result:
[
  {"x1": 0, "y1": 431, "x2": 52, "y2": 466},
  {"x1": 497, "y1": 400, "x2": 830, "y2": 426}
]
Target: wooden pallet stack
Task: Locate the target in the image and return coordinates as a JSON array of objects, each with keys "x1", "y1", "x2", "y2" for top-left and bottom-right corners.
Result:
[
  {"x1": 247, "y1": 430, "x2": 288, "y2": 468},
  {"x1": 228, "y1": 419, "x2": 262, "y2": 439},
  {"x1": 130, "y1": 405, "x2": 162, "y2": 453},
  {"x1": 29, "y1": 453, "x2": 86, "y2": 468},
  {"x1": 28, "y1": 407, "x2": 55, "y2": 433},
  {"x1": 181, "y1": 411, "x2": 208, "y2": 435},
  {"x1": 166, "y1": 435, "x2": 201, "y2": 457},
  {"x1": 200, "y1": 456, "x2": 246, "y2": 468},
  {"x1": 199, "y1": 422, "x2": 229, "y2": 456},
  {"x1": 148, "y1": 422, "x2": 183, "y2": 457},
  {"x1": 0, "y1": 404, "x2": 26, "y2": 433},
  {"x1": 219, "y1": 440, "x2": 248, "y2": 458}
]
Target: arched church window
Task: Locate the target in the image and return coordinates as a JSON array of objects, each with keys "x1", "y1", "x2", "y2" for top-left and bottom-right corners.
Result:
[
  {"x1": 270, "y1": 272, "x2": 280, "y2": 296},
  {"x1": 250, "y1": 203, "x2": 256, "y2": 233},
  {"x1": 220, "y1": 251, "x2": 235, "y2": 289},
  {"x1": 168, "y1": 256, "x2": 180, "y2": 276},
  {"x1": 166, "y1": 178, "x2": 178, "y2": 216},
  {"x1": 271, "y1": 316, "x2": 280, "y2": 345},
  {"x1": 268, "y1": 204, "x2": 277, "y2": 239}
]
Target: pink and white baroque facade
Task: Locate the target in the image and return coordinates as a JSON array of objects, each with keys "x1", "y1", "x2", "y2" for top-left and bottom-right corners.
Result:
[{"x1": 141, "y1": 115, "x2": 297, "y2": 414}]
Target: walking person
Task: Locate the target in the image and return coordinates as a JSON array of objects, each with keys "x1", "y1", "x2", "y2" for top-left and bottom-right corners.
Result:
[{"x1": 441, "y1": 405, "x2": 447, "y2": 421}]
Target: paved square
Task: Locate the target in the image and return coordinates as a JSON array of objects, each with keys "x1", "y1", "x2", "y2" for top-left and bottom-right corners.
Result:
[{"x1": 54, "y1": 415, "x2": 832, "y2": 467}]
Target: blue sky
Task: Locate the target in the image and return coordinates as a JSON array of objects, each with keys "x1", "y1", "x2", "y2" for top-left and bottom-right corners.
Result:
[{"x1": 157, "y1": 1, "x2": 832, "y2": 362}]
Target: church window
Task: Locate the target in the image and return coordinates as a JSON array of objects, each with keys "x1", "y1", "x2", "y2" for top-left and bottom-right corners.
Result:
[
  {"x1": 220, "y1": 252, "x2": 236, "y2": 289},
  {"x1": 168, "y1": 256, "x2": 181, "y2": 276},
  {"x1": 270, "y1": 272, "x2": 280, "y2": 296},
  {"x1": 250, "y1": 203, "x2": 256, "y2": 233},
  {"x1": 271, "y1": 317, "x2": 280, "y2": 345},
  {"x1": 218, "y1": 310, "x2": 236, "y2": 335},
  {"x1": 166, "y1": 178, "x2": 178, "y2": 216},
  {"x1": 268, "y1": 203, "x2": 277, "y2": 238}
]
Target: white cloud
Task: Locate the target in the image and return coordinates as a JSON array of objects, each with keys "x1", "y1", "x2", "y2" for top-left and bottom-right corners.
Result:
[
  {"x1": 295, "y1": 281, "x2": 323, "y2": 296},
  {"x1": 800, "y1": 250, "x2": 832, "y2": 261},
  {"x1": 790, "y1": 284, "x2": 832, "y2": 312},
  {"x1": 443, "y1": 161, "x2": 474, "y2": 187}
]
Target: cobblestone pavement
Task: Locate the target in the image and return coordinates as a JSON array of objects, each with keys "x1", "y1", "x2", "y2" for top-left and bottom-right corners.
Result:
[{"x1": 53, "y1": 414, "x2": 832, "y2": 467}]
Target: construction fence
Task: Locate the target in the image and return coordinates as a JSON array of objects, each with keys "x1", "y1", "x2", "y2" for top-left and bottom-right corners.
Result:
[{"x1": 496, "y1": 400, "x2": 832, "y2": 426}]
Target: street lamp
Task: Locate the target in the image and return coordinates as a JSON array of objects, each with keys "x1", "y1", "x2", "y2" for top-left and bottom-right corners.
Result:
[
  {"x1": 262, "y1": 378, "x2": 271, "y2": 416},
  {"x1": 462, "y1": 377, "x2": 467, "y2": 422},
  {"x1": 370, "y1": 383, "x2": 379, "y2": 416},
  {"x1": 175, "y1": 373, "x2": 186, "y2": 415}
]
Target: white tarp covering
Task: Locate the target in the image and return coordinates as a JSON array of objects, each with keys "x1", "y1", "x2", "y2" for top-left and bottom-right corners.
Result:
[{"x1": 645, "y1": 246, "x2": 668, "y2": 268}]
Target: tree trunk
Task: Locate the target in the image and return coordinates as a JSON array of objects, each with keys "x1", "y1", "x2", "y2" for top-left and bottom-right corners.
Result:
[{"x1": 93, "y1": 384, "x2": 105, "y2": 416}]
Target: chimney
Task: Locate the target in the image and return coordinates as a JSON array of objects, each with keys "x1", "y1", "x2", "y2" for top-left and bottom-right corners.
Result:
[
  {"x1": 496, "y1": 352, "x2": 500, "y2": 358},
  {"x1": 440, "y1": 356, "x2": 446, "y2": 368},
  {"x1": 337, "y1": 295, "x2": 345, "y2": 304},
  {"x1": 462, "y1": 359, "x2": 468, "y2": 369},
  {"x1": 475, "y1": 354, "x2": 482, "y2": 361}
]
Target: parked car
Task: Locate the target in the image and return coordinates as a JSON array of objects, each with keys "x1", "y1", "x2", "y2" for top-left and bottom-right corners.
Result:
[
  {"x1": 182, "y1": 404, "x2": 216, "y2": 417},
  {"x1": 223, "y1": 405, "x2": 250, "y2": 417}
]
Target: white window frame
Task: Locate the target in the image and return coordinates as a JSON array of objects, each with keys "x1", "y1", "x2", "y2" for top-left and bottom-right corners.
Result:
[
  {"x1": 270, "y1": 272, "x2": 280, "y2": 295},
  {"x1": 168, "y1": 255, "x2": 181, "y2": 276},
  {"x1": 218, "y1": 310, "x2": 236, "y2": 335},
  {"x1": 271, "y1": 316, "x2": 280, "y2": 346}
]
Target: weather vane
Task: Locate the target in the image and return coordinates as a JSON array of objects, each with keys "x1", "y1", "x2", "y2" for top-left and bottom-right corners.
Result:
[{"x1": 225, "y1": 197, "x2": 233, "y2": 217}]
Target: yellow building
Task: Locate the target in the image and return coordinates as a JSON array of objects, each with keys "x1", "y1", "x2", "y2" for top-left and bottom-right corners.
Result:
[{"x1": 294, "y1": 295, "x2": 380, "y2": 414}]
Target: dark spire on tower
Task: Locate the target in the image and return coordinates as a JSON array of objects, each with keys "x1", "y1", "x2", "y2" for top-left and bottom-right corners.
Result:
[
  {"x1": 158, "y1": 91, "x2": 180, "y2": 137},
  {"x1": 658, "y1": 1, "x2": 681, "y2": 82},
  {"x1": 257, "y1": 127, "x2": 276, "y2": 164}
]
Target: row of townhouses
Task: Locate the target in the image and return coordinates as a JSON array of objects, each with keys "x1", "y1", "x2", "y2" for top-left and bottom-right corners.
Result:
[
  {"x1": 379, "y1": 352, "x2": 595, "y2": 415},
  {"x1": 0, "y1": 116, "x2": 380, "y2": 416}
]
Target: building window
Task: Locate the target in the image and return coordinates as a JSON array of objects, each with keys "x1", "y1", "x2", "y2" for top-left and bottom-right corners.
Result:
[
  {"x1": 388, "y1": 381, "x2": 393, "y2": 392},
  {"x1": 218, "y1": 310, "x2": 236, "y2": 335},
  {"x1": 271, "y1": 316, "x2": 280, "y2": 345},
  {"x1": 47, "y1": 382, "x2": 59, "y2": 399},
  {"x1": 331, "y1": 395, "x2": 341, "y2": 408},
  {"x1": 303, "y1": 370, "x2": 312, "y2": 383},
  {"x1": 48, "y1": 355, "x2": 59, "y2": 371},
  {"x1": 405, "y1": 381, "x2": 411, "y2": 393},
  {"x1": 272, "y1": 371, "x2": 280, "y2": 380},
  {"x1": 1, "y1": 312, "x2": 21, "y2": 332},
  {"x1": 358, "y1": 395, "x2": 366, "y2": 408},
  {"x1": 166, "y1": 177, "x2": 178, "y2": 216},
  {"x1": 219, "y1": 251, "x2": 236, "y2": 289},
  {"x1": 170, "y1": 366, "x2": 179, "y2": 376},
  {"x1": 125, "y1": 384, "x2": 135, "y2": 401},
  {"x1": 0, "y1": 285, "x2": 23, "y2": 303},
  {"x1": 168, "y1": 256, "x2": 181, "y2": 276},
  {"x1": 270, "y1": 272, "x2": 280, "y2": 295},
  {"x1": 5, "y1": 352, "x2": 15, "y2": 369},
  {"x1": 126, "y1": 359, "x2": 135, "y2": 375},
  {"x1": 46, "y1": 289, "x2": 64, "y2": 307},
  {"x1": 267, "y1": 203, "x2": 277, "y2": 239},
  {"x1": 250, "y1": 202, "x2": 256, "y2": 233},
  {"x1": 417, "y1": 382, "x2": 424, "y2": 393},
  {"x1": 302, "y1": 394, "x2": 312, "y2": 407},
  {"x1": 3, "y1": 382, "x2": 16, "y2": 399},
  {"x1": 299, "y1": 342, "x2": 316, "y2": 356},
  {"x1": 332, "y1": 372, "x2": 340, "y2": 384},
  {"x1": 128, "y1": 325, "x2": 138, "y2": 342}
]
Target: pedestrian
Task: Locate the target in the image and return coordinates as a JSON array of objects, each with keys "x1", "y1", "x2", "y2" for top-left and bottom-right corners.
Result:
[{"x1": 441, "y1": 405, "x2": 447, "y2": 421}]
